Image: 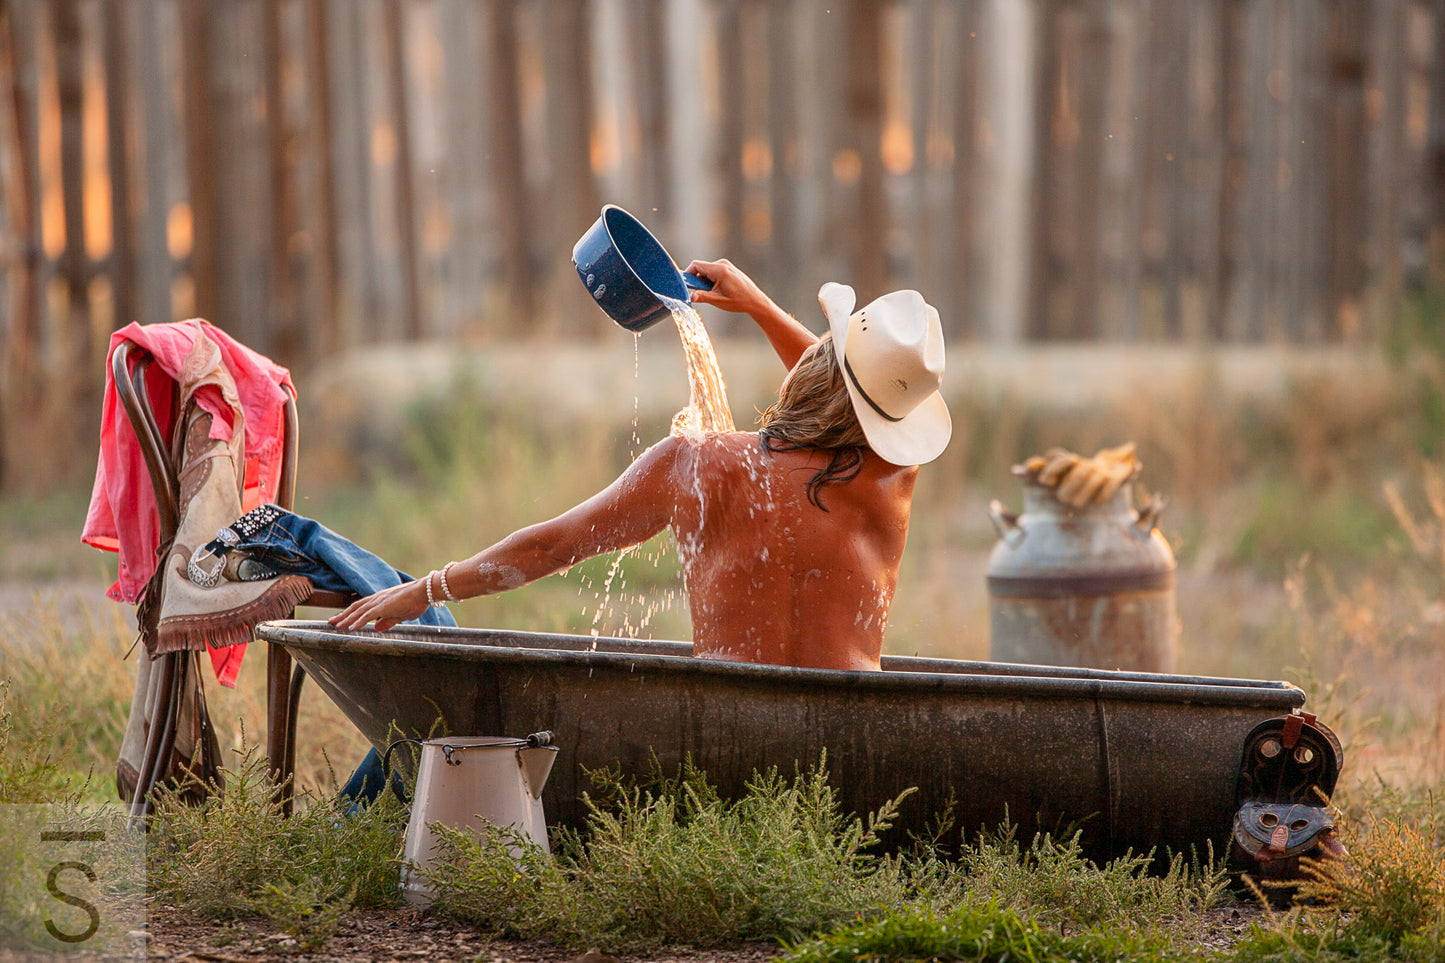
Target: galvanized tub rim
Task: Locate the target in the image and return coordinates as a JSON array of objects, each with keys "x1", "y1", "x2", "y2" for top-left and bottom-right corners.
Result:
[{"x1": 255, "y1": 620, "x2": 1305, "y2": 710}]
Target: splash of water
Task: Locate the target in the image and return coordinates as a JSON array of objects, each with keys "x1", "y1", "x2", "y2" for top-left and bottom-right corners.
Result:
[
  {"x1": 631, "y1": 332, "x2": 642, "y2": 459},
  {"x1": 661, "y1": 295, "x2": 734, "y2": 434},
  {"x1": 589, "y1": 546, "x2": 634, "y2": 649}
]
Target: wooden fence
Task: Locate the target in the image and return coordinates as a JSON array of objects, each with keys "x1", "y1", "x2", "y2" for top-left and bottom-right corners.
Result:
[{"x1": 1, "y1": 0, "x2": 1443, "y2": 487}]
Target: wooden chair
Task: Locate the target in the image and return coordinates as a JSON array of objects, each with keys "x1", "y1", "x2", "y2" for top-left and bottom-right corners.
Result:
[{"x1": 112, "y1": 340, "x2": 351, "y2": 822}]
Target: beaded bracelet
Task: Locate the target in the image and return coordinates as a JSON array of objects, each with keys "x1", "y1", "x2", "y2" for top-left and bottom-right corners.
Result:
[
  {"x1": 439, "y1": 561, "x2": 460, "y2": 603},
  {"x1": 424, "y1": 570, "x2": 445, "y2": 607}
]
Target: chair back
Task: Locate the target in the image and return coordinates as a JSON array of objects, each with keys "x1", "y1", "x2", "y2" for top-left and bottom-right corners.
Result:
[{"x1": 111, "y1": 340, "x2": 301, "y2": 533}]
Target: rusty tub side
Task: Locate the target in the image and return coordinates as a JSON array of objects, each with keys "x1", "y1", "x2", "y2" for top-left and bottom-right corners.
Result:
[{"x1": 255, "y1": 621, "x2": 1305, "y2": 861}]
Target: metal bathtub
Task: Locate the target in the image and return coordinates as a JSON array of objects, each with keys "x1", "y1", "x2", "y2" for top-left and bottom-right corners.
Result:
[{"x1": 254, "y1": 620, "x2": 1306, "y2": 860}]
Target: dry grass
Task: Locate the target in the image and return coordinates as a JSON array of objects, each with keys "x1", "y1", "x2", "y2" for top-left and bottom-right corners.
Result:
[{"x1": 0, "y1": 591, "x2": 370, "y2": 797}]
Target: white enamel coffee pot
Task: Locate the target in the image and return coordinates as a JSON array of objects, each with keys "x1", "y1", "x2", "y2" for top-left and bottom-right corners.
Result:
[{"x1": 383, "y1": 731, "x2": 558, "y2": 905}]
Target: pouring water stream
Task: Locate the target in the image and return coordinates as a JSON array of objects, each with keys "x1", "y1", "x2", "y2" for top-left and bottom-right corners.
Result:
[{"x1": 584, "y1": 296, "x2": 734, "y2": 648}]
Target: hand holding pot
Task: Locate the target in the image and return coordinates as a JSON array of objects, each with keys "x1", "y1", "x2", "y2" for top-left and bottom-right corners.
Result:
[
  {"x1": 685, "y1": 258, "x2": 776, "y2": 314},
  {"x1": 685, "y1": 258, "x2": 819, "y2": 370}
]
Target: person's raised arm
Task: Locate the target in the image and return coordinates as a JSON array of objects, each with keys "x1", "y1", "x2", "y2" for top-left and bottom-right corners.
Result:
[
  {"x1": 685, "y1": 258, "x2": 818, "y2": 370},
  {"x1": 329, "y1": 436, "x2": 683, "y2": 631}
]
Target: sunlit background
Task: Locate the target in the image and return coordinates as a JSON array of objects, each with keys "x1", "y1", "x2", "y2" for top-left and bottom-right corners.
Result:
[{"x1": 2, "y1": 0, "x2": 1442, "y2": 489}]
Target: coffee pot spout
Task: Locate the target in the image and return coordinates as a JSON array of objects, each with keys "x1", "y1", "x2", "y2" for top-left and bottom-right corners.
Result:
[{"x1": 519, "y1": 731, "x2": 558, "y2": 798}]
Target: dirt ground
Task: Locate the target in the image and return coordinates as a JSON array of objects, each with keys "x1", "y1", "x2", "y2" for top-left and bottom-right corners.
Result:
[
  {"x1": 0, "y1": 904, "x2": 781, "y2": 962},
  {"x1": 0, "y1": 902, "x2": 1265, "y2": 962}
]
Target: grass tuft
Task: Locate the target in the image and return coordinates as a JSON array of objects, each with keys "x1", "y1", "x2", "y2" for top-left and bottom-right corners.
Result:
[
  {"x1": 778, "y1": 901, "x2": 1186, "y2": 963},
  {"x1": 958, "y1": 823, "x2": 1230, "y2": 937},
  {"x1": 426, "y1": 758, "x2": 928, "y2": 952},
  {"x1": 147, "y1": 746, "x2": 406, "y2": 945},
  {"x1": 0, "y1": 679, "x2": 69, "y2": 803},
  {"x1": 257, "y1": 877, "x2": 358, "y2": 952},
  {"x1": 1297, "y1": 812, "x2": 1444, "y2": 945},
  {"x1": 1232, "y1": 804, "x2": 1445, "y2": 962}
]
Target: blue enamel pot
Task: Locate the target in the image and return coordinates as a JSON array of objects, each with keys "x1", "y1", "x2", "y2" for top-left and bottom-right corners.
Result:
[{"x1": 573, "y1": 205, "x2": 713, "y2": 332}]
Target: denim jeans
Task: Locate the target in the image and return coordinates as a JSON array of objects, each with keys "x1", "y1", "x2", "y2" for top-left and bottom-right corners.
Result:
[
  {"x1": 228, "y1": 509, "x2": 456, "y2": 630},
  {"x1": 222, "y1": 507, "x2": 455, "y2": 806}
]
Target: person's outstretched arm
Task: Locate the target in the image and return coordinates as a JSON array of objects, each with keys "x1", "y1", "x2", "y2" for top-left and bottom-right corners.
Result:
[
  {"x1": 685, "y1": 258, "x2": 818, "y2": 370},
  {"x1": 329, "y1": 436, "x2": 682, "y2": 631}
]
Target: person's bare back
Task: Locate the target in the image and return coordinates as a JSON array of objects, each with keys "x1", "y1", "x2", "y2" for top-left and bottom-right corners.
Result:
[
  {"x1": 331, "y1": 261, "x2": 946, "y2": 677},
  {"x1": 666, "y1": 431, "x2": 917, "y2": 670}
]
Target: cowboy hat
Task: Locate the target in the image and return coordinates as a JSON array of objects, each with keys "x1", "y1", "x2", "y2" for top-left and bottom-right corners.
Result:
[{"x1": 818, "y1": 282, "x2": 951, "y2": 466}]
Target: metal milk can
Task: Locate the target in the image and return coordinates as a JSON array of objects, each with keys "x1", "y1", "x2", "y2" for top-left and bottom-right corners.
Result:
[
  {"x1": 987, "y1": 471, "x2": 1178, "y2": 672},
  {"x1": 385, "y1": 732, "x2": 558, "y2": 905}
]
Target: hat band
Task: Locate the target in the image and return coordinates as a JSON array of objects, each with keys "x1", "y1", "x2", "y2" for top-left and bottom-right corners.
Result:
[{"x1": 843, "y1": 357, "x2": 904, "y2": 423}]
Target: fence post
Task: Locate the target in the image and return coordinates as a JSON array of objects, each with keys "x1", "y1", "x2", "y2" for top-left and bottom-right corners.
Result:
[
  {"x1": 181, "y1": 0, "x2": 219, "y2": 325},
  {"x1": 716, "y1": 0, "x2": 744, "y2": 270},
  {"x1": 134, "y1": 0, "x2": 170, "y2": 328},
  {"x1": 102, "y1": 0, "x2": 135, "y2": 330},
  {"x1": 845, "y1": 0, "x2": 885, "y2": 299},
  {"x1": 53, "y1": 0, "x2": 90, "y2": 361},
  {"x1": 0, "y1": 0, "x2": 41, "y2": 490},
  {"x1": 302, "y1": 0, "x2": 339, "y2": 357},
  {"x1": 1432, "y1": 0, "x2": 1445, "y2": 292},
  {"x1": 264, "y1": 0, "x2": 301, "y2": 359},
  {"x1": 383, "y1": 0, "x2": 423, "y2": 341},
  {"x1": 768, "y1": 0, "x2": 801, "y2": 315},
  {"x1": 542, "y1": 0, "x2": 599, "y2": 337},
  {"x1": 485, "y1": 0, "x2": 532, "y2": 329},
  {"x1": 1026, "y1": 0, "x2": 1058, "y2": 340},
  {"x1": 1, "y1": 0, "x2": 40, "y2": 388}
]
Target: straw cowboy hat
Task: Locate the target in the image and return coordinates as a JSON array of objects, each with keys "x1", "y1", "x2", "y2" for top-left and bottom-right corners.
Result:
[{"x1": 819, "y1": 282, "x2": 951, "y2": 466}]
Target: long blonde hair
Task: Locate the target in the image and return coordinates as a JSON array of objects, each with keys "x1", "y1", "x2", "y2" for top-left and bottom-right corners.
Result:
[{"x1": 758, "y1": 335, "x2": 867, "y2": 509}]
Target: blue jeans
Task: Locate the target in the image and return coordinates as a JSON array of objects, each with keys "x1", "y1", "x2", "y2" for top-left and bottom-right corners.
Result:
[
  {"x1": 227, "y1": 509, "x2": 456, "y2": 630},
  {"x1": 219, "y1": 507, "x2": 455, "y2": 805}
]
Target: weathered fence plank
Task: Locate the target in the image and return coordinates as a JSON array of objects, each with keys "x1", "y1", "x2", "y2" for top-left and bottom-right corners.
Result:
[
  {"x1": 485, "y1": 0, "x2": 531, "y2": 329},
  {"x1": 101, "y1": 0, "x2": 133, "y2": 329},
  {"x1": 134, "y1": 0, "x2": 172, "y2": 330},
  {"x1": 2, "y1": 0, "x2": 41, "y2": 386}
]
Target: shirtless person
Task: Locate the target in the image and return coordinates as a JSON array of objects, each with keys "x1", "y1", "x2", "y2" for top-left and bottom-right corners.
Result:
[{"x1": 330, "y1": 260, "x2": 950, "y2": 671}]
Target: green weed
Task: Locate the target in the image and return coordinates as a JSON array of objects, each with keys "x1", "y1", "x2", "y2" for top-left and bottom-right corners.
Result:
[
  {"x1": 421, "y1": 821, "x2": 554, "y2": 934},
  {"x1": 552, "y1": 761, "x2": 919, "y2": 948},
  {"x1": 958, "y1": 824, "x2": 1230, "y2": 938},
  {"x1": 148, "y1": 747, "x2": 406, "y2": 941},
  {"x1": 426, "y1": 759, "x2": 926, "y2": 952},
  {"x1": 425, "y1": 759, "x2": 1232, "y2": 954},
  {"x1": 0, "y1": 679, "x2": 67, "y2": 803},
  {"x1": 1231, "y1": 804, "x2": 1445, "y2": 962},
  {"x1": 778, "y1": 901, "x2": 1188, "y2": 963},
  {"x1": 1297, "y1": 815, "x2": 1444, "y2": 946},
  {"x1": 1227, "y1": 922, "x2": 1417, "y2": 963},
  {"x1": 257, "y1": 877, "x2": 357, "y2": 952}
]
